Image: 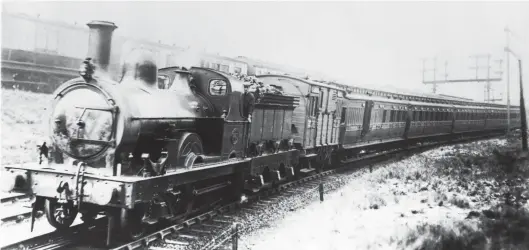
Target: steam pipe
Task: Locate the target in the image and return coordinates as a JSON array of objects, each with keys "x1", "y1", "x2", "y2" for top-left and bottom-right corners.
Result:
[{"x1": 87, "y1": 21, "x2": 117, "y2": 72}]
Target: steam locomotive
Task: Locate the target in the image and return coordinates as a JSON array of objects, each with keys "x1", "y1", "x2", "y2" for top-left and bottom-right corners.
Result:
[{"x1": 2, "y1": 20, "x2": 521, "y2": 241}]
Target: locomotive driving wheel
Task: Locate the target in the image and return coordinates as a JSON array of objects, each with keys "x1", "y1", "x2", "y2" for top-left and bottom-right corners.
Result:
[
  {"x1": 44, "y1": 198, "x2": 78, "y2": 230},
  {"x1": 177, "y1": 132, "x2": 203, "y2": 169}
]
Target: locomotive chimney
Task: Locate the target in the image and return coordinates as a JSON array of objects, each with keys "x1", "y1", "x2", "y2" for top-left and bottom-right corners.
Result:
[{"x1": 86, "y1": 21, "x2": 117, "y2": 72}]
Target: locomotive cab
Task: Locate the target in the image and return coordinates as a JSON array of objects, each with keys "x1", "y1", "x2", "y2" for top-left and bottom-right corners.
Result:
[{"x1": 157, "y1": 67, "x2": 250, "y2": 159}]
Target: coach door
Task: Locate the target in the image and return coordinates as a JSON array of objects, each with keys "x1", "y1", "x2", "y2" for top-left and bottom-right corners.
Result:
[
  {"x1": 361, "y1": 100, "x2": 373, "y2": 139},
  {"x1": 305, "y1": 95, "x2": 319, "y2": 148}
]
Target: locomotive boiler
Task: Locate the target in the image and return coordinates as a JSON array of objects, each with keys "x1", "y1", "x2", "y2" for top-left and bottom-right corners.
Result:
[{"x1": 50, "y1": 21, "x2": 216, "y2": 179}]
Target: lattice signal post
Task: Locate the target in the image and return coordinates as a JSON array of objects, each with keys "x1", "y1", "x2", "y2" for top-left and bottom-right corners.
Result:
[{"x1": 422, "y1": 55, "x2": 503, "y2": 102}]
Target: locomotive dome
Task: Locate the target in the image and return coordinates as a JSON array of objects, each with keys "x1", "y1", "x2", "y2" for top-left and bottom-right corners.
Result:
[{"x1": 120, "y1": 48, "x2": 158, "y2": 89}]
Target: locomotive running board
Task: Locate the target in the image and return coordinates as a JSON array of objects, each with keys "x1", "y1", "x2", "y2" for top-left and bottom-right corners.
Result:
[
  {"x1": 300, "y1": 153, "x2": 318, "y2": 158},
  {"x1": 299, "y1": 168, "x2": 316, "y2": 175}
]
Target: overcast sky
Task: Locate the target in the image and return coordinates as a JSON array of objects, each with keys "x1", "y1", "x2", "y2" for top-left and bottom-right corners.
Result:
[{"x1": 3, "y1": 1, "x2": 529, "y2": 104}]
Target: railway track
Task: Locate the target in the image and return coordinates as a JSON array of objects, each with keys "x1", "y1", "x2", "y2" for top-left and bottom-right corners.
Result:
[
  {"x1": 1, "y1": 133, "x2": 504, "y2": 250},
  {"x1": 1, "y1": 192, "x2": 33, "y2": 224}
]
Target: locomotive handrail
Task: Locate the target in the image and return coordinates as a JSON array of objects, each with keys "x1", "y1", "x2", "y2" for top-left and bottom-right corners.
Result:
[
  {"x1": 70, "y1": 138, "x2": 115, "y2": 146},
  {"x1": 74, "y1": 105, "x2": 116, "y2": 112}
]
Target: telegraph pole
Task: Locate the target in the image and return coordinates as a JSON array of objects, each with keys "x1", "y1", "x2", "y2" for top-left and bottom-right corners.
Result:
[
  {"x1": 423, "y1": 55, "x2": 502, "y2": 97},
  {"x1": 505, "y1": 30, "x2": 527, "y2": 150},
  {"x1": 422, "y1": 57, "x2": 438, "y2": 93},
  {"x1": 519, "y1": 59, "x2": 528, "y2": 151},
  {"x1": 469, "y1": 54, "x2": 502, "y2": 102},
  {"x1": 490, "y1": 59, "x2": 504, "y2": 103},
  {"x1": 506, "y1": 26, "x2": 511, "y2": 132},
  {"x1": 486, "y1": 54, "x2": 491, "y2": 101}
]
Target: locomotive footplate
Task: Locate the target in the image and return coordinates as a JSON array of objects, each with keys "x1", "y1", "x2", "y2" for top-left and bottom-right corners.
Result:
[{"x1": 2, "y1": 158, "x2": 250, "y2": 210}]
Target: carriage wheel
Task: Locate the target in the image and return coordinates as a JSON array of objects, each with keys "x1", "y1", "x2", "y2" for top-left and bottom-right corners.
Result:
[
  {"x1": 177, "y1": 133, "x2": 203, "y2": 169},
  {"x1": 44, "y1": 199, "x2": 78, "y2": 230}
]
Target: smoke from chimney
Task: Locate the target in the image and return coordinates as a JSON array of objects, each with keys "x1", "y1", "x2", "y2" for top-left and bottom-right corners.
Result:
[{"x1": 87, "y1": 21, "x2": 117, "y2": 72}]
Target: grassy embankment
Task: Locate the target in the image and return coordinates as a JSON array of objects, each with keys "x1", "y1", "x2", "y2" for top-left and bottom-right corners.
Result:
[
  {"x1": 386, "y1": 136, "x2": 529, "y2": 249},
  {"x1": 1, "y1": 89, "x2": 51, "y2": 164}
]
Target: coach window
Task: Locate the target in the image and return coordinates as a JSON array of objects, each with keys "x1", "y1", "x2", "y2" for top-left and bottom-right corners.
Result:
[
  {"x1": 309, "y1": 98, "x2": 318, "y2": 117},
  {"x1": 356, "y1": 108, "x2": 363, "y2": 124},
  {"x1": 209, "y1": 79, "x2": 227, "y2": 96},
  {"x1": 319, "y1": 90, "x2": 325, "y2": 109}
]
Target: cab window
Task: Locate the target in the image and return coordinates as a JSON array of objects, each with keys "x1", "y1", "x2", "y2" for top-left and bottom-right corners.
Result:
[
  {"x1": 158, "y1": 75, "x2": 170, "y2": 89},
  {"x1": 209, "y1": 79, "x2": 228, "y2": 96}
]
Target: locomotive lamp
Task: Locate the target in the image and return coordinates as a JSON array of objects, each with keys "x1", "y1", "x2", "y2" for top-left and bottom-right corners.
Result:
[{"x1": 79, "y1": 57, "x2": 95, "y2": 82}]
